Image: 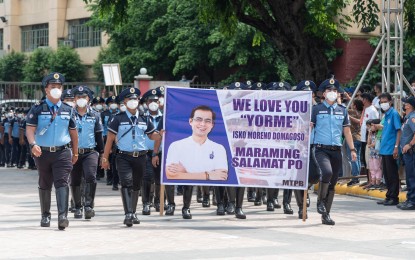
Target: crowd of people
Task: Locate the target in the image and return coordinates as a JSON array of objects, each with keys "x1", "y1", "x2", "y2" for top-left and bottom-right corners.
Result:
[{"x1": 1, "y1": 72, "x2": 414, "y2": 230}]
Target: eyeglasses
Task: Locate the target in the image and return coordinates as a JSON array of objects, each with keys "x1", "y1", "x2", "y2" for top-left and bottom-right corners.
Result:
[{"x1": 192, "y1": 117, "x2": 213, "y2": 124}]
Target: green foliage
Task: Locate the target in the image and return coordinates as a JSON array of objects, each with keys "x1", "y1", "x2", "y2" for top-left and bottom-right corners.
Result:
[
  {"x1": 352, "y1": 0, "x2": 380, "y2": 31},
  {"x1": 49, "y1": 46, "x2": 85, "y2": 82},
  {"x1": 23, "y1": 48, "x2": 54, "y2": 82},
  {"x1": 0, "y1": 51, "x2": 27, "y2": 81}
]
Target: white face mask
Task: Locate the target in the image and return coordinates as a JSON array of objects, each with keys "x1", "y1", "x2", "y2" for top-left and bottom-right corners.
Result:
[
  {"x1": 120, "y1": 104, "x2": 127, "y2": 112},
  {"x1": 148, "y1": 102, "x2": 159, "y2": 112},
  {"x1": 109, "y1": 103, "x2": 118, "y2": 110},
  {"x1": 326, "y1": 91, "x2": 338, "y2": 102},
  {"x1": 7, "y1": 113, "x2": 13, "y2": 118},
  {"x1": 143, "y1": 103, "x2": 148, "y2": 110},
  {"x1": 380, "y1": 102, "x2": 390, "y2": 111},
  {"x1": 95, "y1": 104, "x2": 103, "y2": 111},
  {"x1": 50, "y1": 88, "x2": 62, "y2": 99},
  {"x1": 76, "y1": 98, "x2": 88, "y2": 108},
  {"x1": 65, "y1": 101, "x2": 75, "y2": 108},
  {"x1": 158, "y1": 97, "x2": 164, "y2": 106},
  {"x1": 126, "y1": 100, "x2": 139, "y2": 110}
]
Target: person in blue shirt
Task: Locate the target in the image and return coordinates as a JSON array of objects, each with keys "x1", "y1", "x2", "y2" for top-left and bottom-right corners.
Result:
[
  {"x1": 102, "y1": 87, "x2": 161, "y2": 227},
  {"x1": 374, "y1": 92, "x2": 402, "y2": 206},
  {"x1": 9, "y1": 108, "x2": 23, "y2": 168},
  {"x1": 141, "y1": 89, "x2": 164, "y2": 215},
  {"x1": 101, "y1": 95, "x2": 120, "y2": 188},
  {"x1": 26, "y1": 72, "x2": 79, "y2": 230},
  {"x1": 398, "y1": 97, "x2": 415, "y2": 210},
  {"x1": 70, "y1": 86, "x2": 104, "y2": 220},
  {"x1": 19, "y1": 109, "x2": 36, "y2": 170},
  {"x1": 2, "y1": 109, "x2": 13, "y2": 167},
  {"x1": 311, "y1": 78, "x2": 357, "y2": 225},
  {"x1": 91, "y1": 96, "x2": 105, "y2": 181}
]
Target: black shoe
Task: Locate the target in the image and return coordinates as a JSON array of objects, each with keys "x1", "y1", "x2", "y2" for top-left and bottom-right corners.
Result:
[
  {"x1": 84, "y1": 206, "x2": 95, "y2": 219},
  {"x1": 254, "y1": 197, "x2": 262, "y2": 206},
  {"x1": 317, "y1": 201, "x2": 327, "y2": 214},
  {"x1": 398, "y1": 201, "x2": 415, "y2": 210},
  {"x1": 182, "y1": 208, "x2": 192, "y2": 219},
  {"x1": 235, "y1": 207, "x2": 246, "y2": 219},
  {"x1": 266, "y1": 201, "x2": 274, "y2": 211},
  {"x1": 154, "y1": 202, "x2": 160, "y2": 212},
  {"x1": 321, "y1": 213, "x2": 335, "y2": 225},
  {"x1": 112, "y1": 186, "x2": 119, "y2": 191},
  {"x1": 261, "y1": 194, "x2": 267, "y2": 204},
  {"x1": 283, "y1": 203, "x2": 294, "y2": 214},
  {"x1": 132, "y1": 213, "x2": 140, "y2": 224},
  {"x1": 226, "y1": 202, "x2": 236, "y2": 214},
  {"x1": 383, "y1": 200, "x2": 399, "y2": 206},
  {"x1": 142, "y1": 203, "x2": 151, "y2": 215},
  {"x1": 273, "y1": 198, "x2": 281, "y2": 209},
  {"x1": 202, "y1": 198, "x2": 210, "y2": 208},
  {"x1": 377, "y1": 199, "x2": 390, "y2": 205},
  {"x1": 347, "y1": 179, "x2": 359, "y2": 186},
  {"x1": 30, "y1": 166, "x2": 37, "y2": 170},
  {"x1": 74, "y1": 208, "x2": 83, "y2": 219},
  {"x1": 124, "y1": 213, "x2": 134, "y2": 227},
  {"x1": 165, "y1": 204, "x2": 175, "y2": 216},
  {"x1": 298, "y1": 209, "x2": 307, "y2": 219},
  {"x1": 216, "y1": 204, "x2": 225, "y2": 215},
  {"x1": 96, "y1": 175, "x2": 101, "y2": 181},
  {"x1": 7, "y1": 164, "x2": 15, "y2": 168},
  {"x1": 17, "y1": 164, "x2": 24, "y2": 169},
  {"x1": 247, "y1": 192, "x2": 256, "y2": 202},
  {"x1": 196, "y1": 196, "x2": 203, "y2": 203},
  {"x1": 106, "y1": 181, "x2": 113, "y2": 186}
]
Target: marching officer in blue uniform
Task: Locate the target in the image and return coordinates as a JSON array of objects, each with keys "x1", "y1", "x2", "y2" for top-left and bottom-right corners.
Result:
[
  {"x1": 141, "y1": 89, "x2": 164, "y2": 214},
  {"x1": 102, "y1": 87, "x2": 161, "y2": 227},
  {"x1": 62, "y1": 89, "x2": 75, "y2": 108},
  {"x1": 91, "y1": 96, "x2": 105, "y2": 180},
  {"x1": 70, "y1": 86, "x2": 104, "y2": 220},
  {"x1": 2, "y1": 108, "x2": 13, "y2": 167},
  {"x1": 312, "y1": 78, "x2": 357, "y2": 225},
  {"x1": 26, "y1": 72, "x2": 79, "y2": 230},
  {"x1": 19, "y1": 109, "x2": 36, "y2": 170},
  {"x1": 101, "y1": 95, "x2": 120, "y2": 188},
  {"x1": 9, "y1": 108, "x2": 23, "y2": 168}
]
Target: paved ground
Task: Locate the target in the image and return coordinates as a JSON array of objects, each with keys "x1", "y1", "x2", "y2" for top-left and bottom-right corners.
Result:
[{"x1": 1, "y1": 167, "x2": 415, "y2": 259}]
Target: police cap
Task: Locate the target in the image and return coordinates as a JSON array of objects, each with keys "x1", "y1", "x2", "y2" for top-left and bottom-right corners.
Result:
[
  {"x1": 227, "y1": 82, "x2": 246, "y2": 90},
  {"x1": 119, "y1": 87, "x2": 141, "y2": 100},
  {"x1": 61, "y1": 89, "x2": 74, "y2": 100},
  {"x1": 142, "y1": 89, "x2": 159, "y2": 102},
  {"x1": 73, "y1": 85, "x2": 94, "y2": 100},
  {"x1": 92, "y1": 96, "x2": 105, "y2": 105},
  {"x1": 402, "y1": 96, "x2": 415, "y2": 109},
  {"x1": 318, "y1": 78, "x2": 344, "y2": 93},
  {"x1": 252, "y1": 82, "x2": 265, "y2": 90},
  {"x1": 105, "y1": 95, "x2": 118, "y2": 105},
  {"x1": 267, "y1": 81, "x2": 291, "y2": 91},
  {"x1": 155, "y1": 86, "x2": 165, "y2": 96},
  {"x1": 295, "y1": 80, "x2": 317, "y2": 91},
  {"x1": 42, "y1": 72, "x2": 65, "y2": 88}
]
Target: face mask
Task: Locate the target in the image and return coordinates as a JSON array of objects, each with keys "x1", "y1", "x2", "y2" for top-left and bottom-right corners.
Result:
[
  {"x1": 7, "y1": 113, "x2": 13, "y2": 118},
  {"x1": 148, "y1": 102, "x2": 159, "y2": 112},
  {"x1": 76, "y1": 98, "x2": 88, "y2": 108},
  {"x1": 326, "y1": 92, "x2": 337, "y2": 102},
  {"x1": 50, "y1": 88, "x2": 62, "y2": 99},
  {"x1": 158, "y1": 97, "x2": 164, "y2": 106},
  {"x1": 66, "y1": 101, "x2": 75, "y2": 108},
  {"x1": 143, "y1": 103, "x2": 148, "y2": 110},
  {"x1": 120, "y1": 104, "x2": 127, "y2": 112},
  {"x1": 17, "y1": 114, "x2": 23, "y2": 119},
  {"x1": 126, "y1": 100, "x2": 139, "y2": 110},
  {"x1": 380, "y1": 102, "x2": 390, "y2": 111},
  {"x1": 95, "y1": 104, "x2": 103, "y2": 111},
  {"x1": 109, "y1": 103, "x2": 118, "y2": 110}
]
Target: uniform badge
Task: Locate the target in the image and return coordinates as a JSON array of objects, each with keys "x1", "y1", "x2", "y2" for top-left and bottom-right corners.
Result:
[
  {"x1": 151, "y1": 89, "x2": 157, "y2": 95},
  {"x1": 160, "y1": 86, "x2": 165, "y2": 91},
  {"x1": 279, "y1": 82, "x2": 284, "y2": 88},
  {"x1": 68, "y1": 90, "x2": 71, "y2": 94},
  {"x1": 210, "y1": 151, "x2": 214, "y2": 159},
  {"x1": 258, "y1": 83, "x2": 262, "y2": 87},
  {"x1": 235, "y1": 82, "x2": 240, "y2": 88},
  {"x1": 53, "y1": 73, "x2": 60, "y2": 79},
  {"x1": 246, "y1": 80, "x2": 251, "y2": 85},
  {"x1": 329, "y1": 79, "x2": 335, "y2": 85},
  {"x1": 223, "y1": 86, "x2": 228, "y2": 90},
  {"x1": 130, "y1": 88, "x2": 135, "y2": 93},
  {"x1": 112, "y1": 96, "x2": 116, "y2": 100},
  {"x1": 79, "y1": 86, "x2": 83, "y2": 91},
  {"x1": 97, "y1": 97, "x2": 100, "y2": 101},
  {"x1": 305, "y1": 81, "x2": 310, "y2": 86},
  {"x1": 29, "y1": 114, "x2": 33, "y2": 118}
]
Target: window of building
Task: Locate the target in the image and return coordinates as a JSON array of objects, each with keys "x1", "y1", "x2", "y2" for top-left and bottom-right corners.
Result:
[
  {"x1": 0, "y1": 29, "x2": 3, "y2": 50},
  {"x1": 68, "y1": 19, "x2": 101, "y2": 48},
  {"x1": 21, "y1": 23, "x2": 49, "y2": 52}
]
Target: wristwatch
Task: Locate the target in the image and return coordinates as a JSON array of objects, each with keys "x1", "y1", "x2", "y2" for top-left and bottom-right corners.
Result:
[
  {"x1": 394, "y1": 145, "x2": 398, "y2": 148},
  {"x1": 350, "y1": 148, "x2": 356, "y2": 152},
  {"x1": 152, "y1": 152, "x2": 159, "y2": 157},
  {"x1": 29, "y1": 142, "x2": 37, "y2": 149}
]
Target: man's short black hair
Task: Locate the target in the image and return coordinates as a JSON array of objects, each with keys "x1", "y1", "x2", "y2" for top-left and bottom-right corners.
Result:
[
  {"x1": 352, "y1": 99, "x2": 364, "y2": 112},
  {"x1": 374, "y1": 82, "x2": 382, "y2": 91},
  {"x1": 361, "y1": 93, "x2": 374, "y2": 103},
  {"x1": 190, "y1": 105, "x2": 216, "y2": 121},
  {"x1": 379, "y1": 92, "x2": 392, "y2": 101}
]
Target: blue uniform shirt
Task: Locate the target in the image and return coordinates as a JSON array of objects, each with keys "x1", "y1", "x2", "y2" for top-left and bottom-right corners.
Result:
[
  {"x1": 108, "y1": 110, "x2": 155, "y2": 152},
  {"x1": 20, "y1": 119, "x2": 27, "y2": 136},
  {"x1": 144, "y1": 111, "x2": 163, "y2": 151},
  {"x1": 311, "y1": 101, "x2": 350, "y2": 146},
  {"x1": 101, "y1": 109, "x2": 118, "y2": 136},
  {"x1": 75, "y1": 108, "x2": 103, "y2": 149},
  {"x1": 400, "y1": 111, "x2": 415, "y2": 148},
  {"x1": 26, "y1": 98, "x2": 76, "y2": 147},
  {"x1": 3, "y1": 118, "x2": 11, "y2": 134},
  {"x1": 380, "y1": 107, "x2": 401, "y2": 155},
  {"x1": 10, "y1": 118, "x2": 21, "y2": 138}
]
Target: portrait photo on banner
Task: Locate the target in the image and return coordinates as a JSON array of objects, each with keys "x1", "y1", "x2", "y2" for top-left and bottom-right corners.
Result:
[{"x1": 161, "y1": 86, "x2": 312, "y2": 189}]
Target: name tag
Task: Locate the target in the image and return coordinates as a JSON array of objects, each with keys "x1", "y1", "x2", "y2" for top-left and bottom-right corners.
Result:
[
  {"x1": 318, "y1": 111, "x2": 328, "y2": 114},
  {"x1": 41, "y1": 112, "x2": 51, "y2": 115},
  {"x1": 334, "y1": 112, "x2": 343, "y2": 115},
  {"x1": 120, "y1": 122, "x2": 130, "y2": 125},
  {"x1": 138, "y1": 122, "x2": 146, "y2": 125},
  {"x1": 61, "y1": 112, "x2": 70, "y2": 115}
]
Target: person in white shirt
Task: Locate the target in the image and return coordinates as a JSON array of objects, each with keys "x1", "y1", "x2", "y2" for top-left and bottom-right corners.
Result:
[{"x1": 166, "y1": 105, "x2": 228, "y2": 219}]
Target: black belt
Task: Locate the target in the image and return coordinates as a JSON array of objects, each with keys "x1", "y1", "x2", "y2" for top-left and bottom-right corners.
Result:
[
  {"x1": 315, "y1": 144, "x2": 341, "y2": 151},
  {"x1": 78, "y1": 148, "x2": 94, "y2": 154},
  {"x1": 117, "y1": 150, "x2": 148, "y2": 157},
  {"x1": 39, "y1": 145, "x2": 69, "y2": 152}
]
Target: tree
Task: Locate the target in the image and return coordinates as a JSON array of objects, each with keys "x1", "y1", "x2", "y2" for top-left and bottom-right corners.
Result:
[
  {"x1": 89, "y1": 0, "x2": 291, "y2": 84},
  {"x1": 84, "y1": 0, "x2": 415, "y2": 83},
  {"x1": 49, "y1": 46, "x2": 85, "y2": 82},
  {"x1": 23, "y1": 47, "x2": 54, "y2": 82},
  {"x1": 0, "y1": 51, "x2": 26, "y2": 81}
]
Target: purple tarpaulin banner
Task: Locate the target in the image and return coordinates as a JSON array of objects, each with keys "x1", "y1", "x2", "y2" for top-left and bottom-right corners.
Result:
[{"x1": 161, "y1": 87, "x2": 312, "y2": 189}]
